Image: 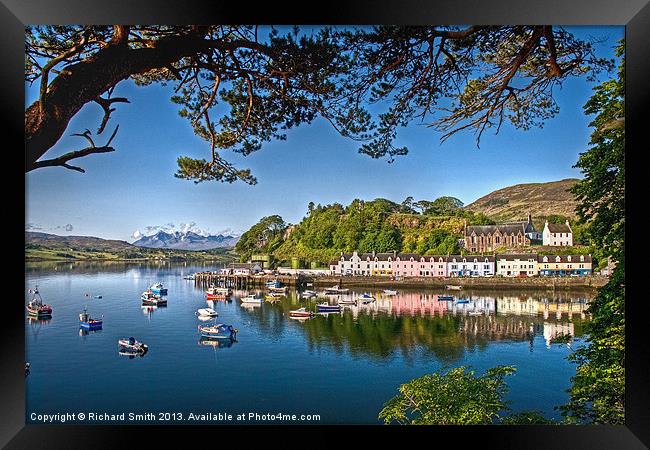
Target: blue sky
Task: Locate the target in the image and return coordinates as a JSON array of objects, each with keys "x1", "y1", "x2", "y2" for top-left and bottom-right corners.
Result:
[{"x1": 25, "y1": 26, "x2": 624, "y2": 242}]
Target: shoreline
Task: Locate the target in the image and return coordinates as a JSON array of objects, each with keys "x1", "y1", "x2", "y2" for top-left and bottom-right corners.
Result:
[{"x1": 313, "y1": 275, "x2": 607, "y2": 291}]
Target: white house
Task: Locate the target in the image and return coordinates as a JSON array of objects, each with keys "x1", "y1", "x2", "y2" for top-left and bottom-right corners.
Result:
[
  {"x1": 543, "y1": 220, "x2": 573, "y2": 246},
  {"x1": 447, "y1": 255, "x2": 495, "y2": 277}
]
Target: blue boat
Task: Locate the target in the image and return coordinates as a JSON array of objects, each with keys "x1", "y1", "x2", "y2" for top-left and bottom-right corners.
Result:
[
  {"x1": 317, "y1": 303, "x2": 342, "y2": 312},
  {"x1": 455, "y1": 299, "x2": 470, "y2": 304},
  {"x1": 150, "y1": 283, "x2": 168, "y2": 295},
  {"x1": 79, "y1": 308, "x2": 103, "y2": 331},
  {"x1": 198, "y1": 323, "x2": 238, "y2": 340},
  {"x1": 265, "y1": 280, "x2": 281, "y2": 288},
  {"x1": 437, "y1": 295, "x2": 454, "y2": 301}
]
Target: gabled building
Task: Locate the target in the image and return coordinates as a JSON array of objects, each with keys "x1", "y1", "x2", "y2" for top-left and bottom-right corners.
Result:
[
  {"x1": 496, "y1": 253, "x2": 538, "y2": 277},
  {"x1": 464, "y1": 214, "x2": 538, "y2": 253},
  {"x1": 542, "y1": 220, "x2": 573, "y2": 246},
  {"x1": 537, "y1": 254, "x2": 592, "y2": 276}
]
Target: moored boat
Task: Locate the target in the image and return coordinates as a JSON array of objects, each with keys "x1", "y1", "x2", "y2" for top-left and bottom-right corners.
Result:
[
  {"x1": 196, "y1": 308, "x2": 218, "y2": 318},
  {"x1": 437, "y1": 295, "x2": 454, "y2": 301},
  {"x1": 141, "y1": 290, "x2": 167, "y2": 306},
  {"x1": 149, "y1": 283, "x2": 168, "y2": 295},
  {"x1": 301, "y1": 290, "x2": 317, "y2": 298},
  {"x1": 79, "y1": 308, "x2": 103, "y2": 330},
  {"x1": 456, "y1": 299, "x2": 470, "y2": 304},
  {"x1": 324, "y1": 285, "x2": 349, "y2": 294},
  {"x1": 206, "y1": 286, "x2": 231, "y2": 300},
  {"x1": 268, "y1": 286, "x2": 288, "y2": 293},
  {"x1": 198, "y1": 323, "x2": 238, "y2": 340},
  {"x1": 383, "y1": 289, "x2": 398, "y2": 295},
  {"x1": 446, "y1": 285, "x2": 462, "y2": 291},
  {"x1": 338, "y1": 297, "x2": 357, "y2": 305},
  {"x1": 289, "y1": 307, "x2": 314, "y2": 318},
  {"x1": 26, "y1": 286, "x2": 53, "y2": 318},
  {"x1": 265, "y1": 280, "x2": 281, "y2": 288},
  {"x1": 183, "y1": 274, "x2": 196, "y2": 280},
  {"x1": 317, "y1": 303, "x2": 342, "y2": 312},
  {"x1": 241, "y1": 293, "x2": 264, "y2": 304},
  {"x1": 118, "y1": 337, "x2": 148, "y2": 354}
]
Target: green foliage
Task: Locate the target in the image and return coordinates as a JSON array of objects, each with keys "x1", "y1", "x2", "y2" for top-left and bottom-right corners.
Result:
[
  {"x1": 234, "y1": 215, "x2": 287, "y2": 262},
  {"x1": 562, "y1": 40, "x2": 625, "y2": 425},
  {"x1": 378, "y1": 366, "x2": 517, "y2": 425},
  {"x1": 501, "y1": 411, "x2": 556, "y2": 425},
  {"x1": 416, "y1": 196, "x2": 464, "y2": 215}
]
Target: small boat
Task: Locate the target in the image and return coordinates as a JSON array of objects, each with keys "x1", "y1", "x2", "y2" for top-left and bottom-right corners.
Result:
[
  {"x1": 383, "y1": 289, "x2": 398, "y2": 295},
  {"x1": 183, "y1": 274, "x2": 195, "y2": 280},
  {"x1": 196, "y1": 308, "x2": 218, "y2": 318},
  {"x1": 241, "y1": 293, "x2": 264, "y2": 304},
  {"x1": 26, "y1": 286, "x2": 52, "y2": 318},
  {"x1": 198, "y1": 338, "x2": 235, "y2": 348},
  {"x1": 265, "y1": 292, "x2": 283, "y2": 302},
  {"x1": 456, "y1": 299, "x2": 470, "y2": 304},
  {"x1": 324, "y1": 285, "x2": 349, "y2": 294},
  {"x1": 79, "y1": 308, "x2": 103, "y2": 330},
  {"x1": 118, "y1": 337, "x2": 148, "y2": 354},
  {"x1": 301, "y1": 290, "x2": 317, "y2": 298},
  {"x1": 437, "y1": 295, "x2": 454, "y2": 301},
  {"x1": 268, "y1": 286, "x2": 288, "y2": 293},
  {"x1": 317, "y1": 303, "x2": 342, "y2": 312},
  {"x1": 206, "y1": 286, "x2": 231, "y2": 300},
  {"x1": 141, "y1": 290, "x2": 167, "y2": 306},
  {"x1": 289, "y1": 308, "x2": 314, "y2": 318},
  {"x1": 338, "y1": 298, "x2": 357, "y2": 305},
  {"x1": 446, "y1": 285, "x2": 462, "y2": 291},
  {"x1": 468, "y1": 311, "x2": 483, "y2": 316},
  {"x1": 149, "y1": 283, "x2": 168, "y2": 295},
  {"x1": 198, "y1": 323, "x2": 238, "y2": 340},
  {"x1": 265, "y1": 280, "x2": 281, "y2": 288}
]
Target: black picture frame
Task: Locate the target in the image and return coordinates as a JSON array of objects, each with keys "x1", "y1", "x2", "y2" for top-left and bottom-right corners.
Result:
[{"x1": 3, "y1": 0, "x2": 648, "y2": 447}]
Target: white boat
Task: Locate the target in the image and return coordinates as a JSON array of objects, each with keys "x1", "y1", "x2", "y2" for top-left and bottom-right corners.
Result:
[
  {"x1": 359, "y1": 293, "x2": 376, "y2": 304},
  {"x1": 301, "y1": 290, "x2": 317, "y2": 298},
  {"x1": 446, "y1": 285, "x2": 462, "y2": 291},
  {"x1": 241, "y1": 294, "x2": 263, "y2": 304},
  {"x1": 324, "y1": 285, "x2": 349, "y2": 294},
  {"x1": 183, "y1": 274, "x2": 195, "y2": 280},
  {"x1": 383, "y1": 289, "x2": 398, "y2": 295},
  {"x1": 118, "y1": 337, "x2": 148, "y2": 354},
  {"x1": 338, "y1": 297, "x2": 357, "y2": 305},
  {"x1": 196, "y1": 308, "x2": 218, "y2": 317}
]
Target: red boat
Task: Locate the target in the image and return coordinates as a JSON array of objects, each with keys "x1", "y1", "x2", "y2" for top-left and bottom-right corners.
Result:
[
  {"x1": 289, "y1": 308, "x2": 314, "y2": 318},
  {"x1": 26, "y1": 286, "x2": 52, "y2": 318},
  {"x1": 206, "y1": 286, "x2": 231, "y2": 300}
]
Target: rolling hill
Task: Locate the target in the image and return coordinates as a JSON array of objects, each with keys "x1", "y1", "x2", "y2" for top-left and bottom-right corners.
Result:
[{"x1": 464, "y1": 179, "x2": 580, "y2": 223}]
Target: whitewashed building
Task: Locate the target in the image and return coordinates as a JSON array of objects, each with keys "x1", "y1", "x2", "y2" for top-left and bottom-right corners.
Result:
[
  {"x1": 496, "y1": 254, "x2": 538, "y2": 277},
  {"x1": 542, "y1": 220, "x2": 573, "y2": 246},
  {"x1": 447, "y1": 255, "x2": 495, "y2": 277}
]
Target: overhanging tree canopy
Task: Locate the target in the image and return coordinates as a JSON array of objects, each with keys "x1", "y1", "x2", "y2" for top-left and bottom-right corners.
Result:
[{"x1": 25, "y1": 25, "x2": 612, "y2": 181}]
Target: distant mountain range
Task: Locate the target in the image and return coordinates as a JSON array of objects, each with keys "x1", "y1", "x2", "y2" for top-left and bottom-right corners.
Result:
[
  {"x1": 464, "y1": 178, "x2": 580, "y2": 223},
  {"x1": 131, "y1": 230, "x2": 240, "y2": 250}
]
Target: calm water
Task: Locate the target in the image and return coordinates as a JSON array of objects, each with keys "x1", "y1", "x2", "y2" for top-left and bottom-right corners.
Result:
[{"x1": 25, "y1": 261, "x2": 593, "y2": 424}]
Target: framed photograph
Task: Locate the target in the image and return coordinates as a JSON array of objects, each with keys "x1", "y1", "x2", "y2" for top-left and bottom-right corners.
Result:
[{"x1": 3, "y1": 0, "x2": 648, "y2": 447}]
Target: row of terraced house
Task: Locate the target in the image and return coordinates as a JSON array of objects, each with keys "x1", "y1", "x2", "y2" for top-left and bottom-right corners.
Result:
[{"x1": 329, "y1": 251, "x2": 593, "y2": 277}]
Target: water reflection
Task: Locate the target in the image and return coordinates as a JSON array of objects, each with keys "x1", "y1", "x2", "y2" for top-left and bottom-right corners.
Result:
[{"x1": 214, "y1": 287, "x2": 592, "y2": 364}]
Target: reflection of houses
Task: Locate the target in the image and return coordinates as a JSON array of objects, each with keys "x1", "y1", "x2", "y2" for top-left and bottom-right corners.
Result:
[
  {"x1": 542, "y1": 220, "x2": 573, "y2": 246},
  {"x1": 458, "y1": 315, "x2": 535, "y2": 341},
  {"x1": 496, "y1": 254, "x2": 538, "y2": 277},
  {"x1": 538, "y1": 254, "x2": 592, "y2": 277},
  {"x1": 496, "y1": 296, "x2": 589, "y2": 319},
  {"x1": 447, "y1": 255, "x2": 495, "y2": 277},
  {"x1": 543, "y1": 322, "x2": 575, "y2": 348},
  {"x1": 463, "y1": 214, "x2": 538, "y2": 253}
]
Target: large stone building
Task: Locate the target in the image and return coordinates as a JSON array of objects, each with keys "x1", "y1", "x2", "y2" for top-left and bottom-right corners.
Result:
[{"x1": 464, "y1": 214, "x2": 539, "y2": 253}]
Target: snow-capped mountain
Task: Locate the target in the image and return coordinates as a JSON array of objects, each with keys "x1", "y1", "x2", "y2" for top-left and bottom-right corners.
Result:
[{"x1": 132, "y1": 230, "x2": 240, "y2": 250}]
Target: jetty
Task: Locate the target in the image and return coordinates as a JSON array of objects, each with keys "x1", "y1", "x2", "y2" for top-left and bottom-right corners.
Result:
[{"x1": 193, "y1": 272, "x2": 311, "y2": 289}]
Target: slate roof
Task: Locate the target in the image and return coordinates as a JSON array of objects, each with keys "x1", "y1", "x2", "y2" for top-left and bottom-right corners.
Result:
[
  {"x1": 537, "y1": 254, "x2": 591, "y2": 263},
  {"x1": 496, "y1": 253, "x2": 538, "y2": 261},
  {"x1": 546, "y1": 223, "x2": 572, "y2": 233},
  {"x1": 466, "y1": 223, "x2": 527, "y2": 235}
]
